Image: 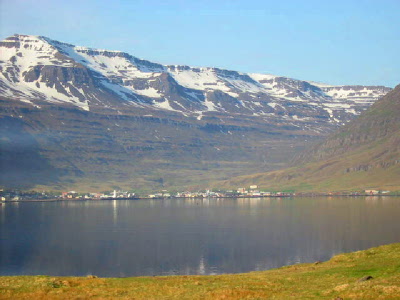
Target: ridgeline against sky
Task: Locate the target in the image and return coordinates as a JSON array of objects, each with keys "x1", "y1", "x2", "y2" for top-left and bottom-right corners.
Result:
[
  {"x1": 0, "y1": 33, "x2": 392, "y2": 191},
  {"x1": 0, "y1": 0, "x2": 399, "y2": 87}
]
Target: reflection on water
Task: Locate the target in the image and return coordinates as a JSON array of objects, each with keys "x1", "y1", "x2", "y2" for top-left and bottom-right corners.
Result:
[{"x1": 0, "y1": 197, "x2": 399, "y2": 277}]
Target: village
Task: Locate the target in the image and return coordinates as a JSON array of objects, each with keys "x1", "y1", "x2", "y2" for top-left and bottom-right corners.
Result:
[
  {"x1": 0, "y1": 185, "x2": 289, "y2": 201},
  {"x1": 0, "y1": 186, "x2": 394, "y2": 202}
]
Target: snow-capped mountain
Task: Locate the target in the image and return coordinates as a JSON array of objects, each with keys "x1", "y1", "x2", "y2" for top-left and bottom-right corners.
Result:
[
  {"x1": 0, "y1": 34, "x2": 391, "y2": 129},
  {"x1": 0, "y1": 34, "x2": 393, "y2": 191}
]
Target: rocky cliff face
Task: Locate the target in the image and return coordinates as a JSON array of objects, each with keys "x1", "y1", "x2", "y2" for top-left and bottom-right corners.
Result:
[{"x1": 0, "y1": 34, "x2": 393, "y2": 191}]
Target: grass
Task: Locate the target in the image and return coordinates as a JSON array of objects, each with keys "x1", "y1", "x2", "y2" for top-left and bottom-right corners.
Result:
[{"x1": 1, "y1": 243, "x2": 400, "y2": 299}]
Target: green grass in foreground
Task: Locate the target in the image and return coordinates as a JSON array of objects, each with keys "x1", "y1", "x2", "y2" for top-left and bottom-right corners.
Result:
[{"x1": 1, "y1": 243, "x2": 400, "y2": 299}]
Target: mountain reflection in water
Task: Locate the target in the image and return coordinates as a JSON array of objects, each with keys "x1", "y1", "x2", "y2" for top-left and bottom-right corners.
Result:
[{"x1": 0, "y1": 197, "x2": 399, "y2": 277}]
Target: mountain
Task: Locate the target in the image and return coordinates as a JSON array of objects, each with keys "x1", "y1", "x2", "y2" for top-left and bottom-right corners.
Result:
[
  {"x1": 0, "y1": 34, "x2": 392, "y2": 191},
  {"x1": 219, "y1": 84, "x2": 400, "y2": 192},
  {"x1": 1, "y1": 35, "x2": 391, "y2": 122}
]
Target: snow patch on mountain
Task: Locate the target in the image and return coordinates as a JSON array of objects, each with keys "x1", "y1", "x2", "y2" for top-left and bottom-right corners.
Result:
[
  {"x1": 153, "y1": 99, "x2": 177, "y2": 111},
  {"x1": 0, "y1": 34, "x2": 392, "y2": 127},
  {"x1": 135, "y1": 87, "x2": 163, "y2": 98}
]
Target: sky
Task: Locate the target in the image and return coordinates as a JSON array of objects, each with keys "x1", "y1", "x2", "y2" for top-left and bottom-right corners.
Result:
[{"x1": 1, "y1": 0, "x2": 399, "y2": 87}]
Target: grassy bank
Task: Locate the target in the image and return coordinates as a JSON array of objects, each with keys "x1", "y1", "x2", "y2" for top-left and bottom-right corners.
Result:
[{"x1": 1, "y1": 243, "x2": 400, "y2": 299}]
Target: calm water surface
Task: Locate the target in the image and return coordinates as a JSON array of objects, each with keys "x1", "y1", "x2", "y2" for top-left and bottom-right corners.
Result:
[{"x1": 1, "y1": 197, "x2": 399, "y2": 277}]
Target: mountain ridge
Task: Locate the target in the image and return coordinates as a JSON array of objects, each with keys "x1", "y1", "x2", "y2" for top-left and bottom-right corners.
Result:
[
  {"x1": 1, "y1": 34, "x2": 391, "y2": 131},
  {"x1": 0, "y1": 34, "x2": 394, "y2": 191}
]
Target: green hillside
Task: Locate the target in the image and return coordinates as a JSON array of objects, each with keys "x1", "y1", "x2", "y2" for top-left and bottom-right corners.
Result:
[{"x1": 218, "y1": 84, "x2": 400, "y2": 192}]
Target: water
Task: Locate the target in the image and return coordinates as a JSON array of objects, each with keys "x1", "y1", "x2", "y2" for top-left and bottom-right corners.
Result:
[{"x1": 1, "y1": 197, "x2": 399, "y2": 277}]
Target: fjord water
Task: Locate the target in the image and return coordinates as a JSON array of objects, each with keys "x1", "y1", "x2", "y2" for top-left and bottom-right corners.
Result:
[{"x1": 1, "y1": 197, "x2": 399, "y2": 277}]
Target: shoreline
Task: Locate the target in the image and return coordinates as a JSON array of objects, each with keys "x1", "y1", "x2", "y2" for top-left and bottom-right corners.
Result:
[
  {"x1": 1, "y1": 243, "x2": 399, "y2": 299},
  {"x1": 1, "y1": 193, "x2": 398, "y2": 203}
]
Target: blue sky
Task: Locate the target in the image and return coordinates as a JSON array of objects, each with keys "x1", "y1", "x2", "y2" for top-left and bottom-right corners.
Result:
[{"x1": 1, "y1": 0, "x2": 399, "y2": 87}]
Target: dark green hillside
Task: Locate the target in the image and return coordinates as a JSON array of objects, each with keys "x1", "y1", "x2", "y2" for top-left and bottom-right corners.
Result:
[
  {"x1": 219, "y1": 84, "x2": 400, "y2": 192},
  {"x1": 295, "y1": 83, "x2": 400, "y2": 164}
]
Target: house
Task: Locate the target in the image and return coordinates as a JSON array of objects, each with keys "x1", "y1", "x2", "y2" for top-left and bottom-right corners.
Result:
[
  {"x1": 237, "y1": 188, "x2": 246, "y2": 194},
  {"x1": 365, "y1": 190, "x2": 379, "y2": 195},
  {"x1": 64, "y1": 191, "x2": 78, "y2": 199}
]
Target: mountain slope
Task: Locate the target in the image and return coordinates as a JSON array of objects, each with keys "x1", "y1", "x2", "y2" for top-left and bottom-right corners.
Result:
[
  {"x1": 0, "y1": 34, "x2": 393, "y2": 191},
  {"x1": 219, "y1": 84, "x2": 400, "y2": 192}
]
